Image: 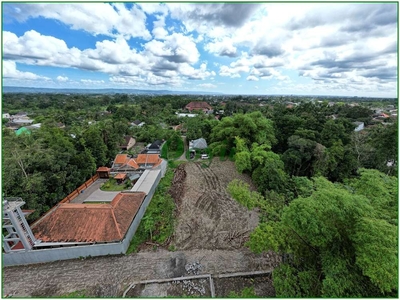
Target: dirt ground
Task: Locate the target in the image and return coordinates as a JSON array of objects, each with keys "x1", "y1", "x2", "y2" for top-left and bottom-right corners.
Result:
[
  {"x1": 214, "y1": 274, "x2": 275, "y2": 297},
  {"x1": 3, "y1": 249, "x2": 279, "y2": 297},
  {"x1": 173, "y1": 159, "x2": 259, "y2": 250}
]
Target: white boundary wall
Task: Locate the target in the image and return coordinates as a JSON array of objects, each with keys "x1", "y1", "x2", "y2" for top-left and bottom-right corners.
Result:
[{"x1": 3, "y1": 170, "x2": 162, "y2": 266}]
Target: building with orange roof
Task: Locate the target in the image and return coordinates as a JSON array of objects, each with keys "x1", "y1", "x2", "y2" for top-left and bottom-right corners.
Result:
[
  {"x1": 111, "y1": 154, "x2": 164, "y2": 171},
  {"x1": 32, "y1": 192, "x2": 146, "y2": 243},
  {"x1": 3, "y1": 168, "x2": 163, "y2": 266},
  {"x1": 185, "y1": 101, "x2": 212, "y2": 113}
]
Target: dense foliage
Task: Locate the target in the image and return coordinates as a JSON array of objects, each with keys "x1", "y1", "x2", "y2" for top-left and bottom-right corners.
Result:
[{"x1": 2, "y1": 92, "x2": 398, "y2": 297}]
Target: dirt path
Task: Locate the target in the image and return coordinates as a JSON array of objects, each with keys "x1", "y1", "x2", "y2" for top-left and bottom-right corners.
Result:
[
  {"x1": 3, "y1": 249, "x2": 280, "y2": 297},
  {"x1": 176, "y1": 135, "x2": 187, "y2": 161}
]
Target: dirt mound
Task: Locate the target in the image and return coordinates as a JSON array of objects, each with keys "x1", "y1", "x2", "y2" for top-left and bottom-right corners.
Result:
[
  {"x1": 169, "y1": 163, "x2": 187, "y2": 207},
  {"x1": 174, "y1": 159, "x2": 259, "y2": 250}
]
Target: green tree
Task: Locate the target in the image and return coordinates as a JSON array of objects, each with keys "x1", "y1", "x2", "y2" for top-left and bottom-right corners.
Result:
[
  {"x1": 210, "y1": 111, "x2": 276, "y2": 155},
  {"x1": 246, "y1": 170, "x2": 398, "y2": 297}
]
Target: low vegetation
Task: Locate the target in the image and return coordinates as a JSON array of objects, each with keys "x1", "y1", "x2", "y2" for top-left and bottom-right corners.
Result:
[
  {"x1": 126, "y1": 168, "x2": 176, "y2": 254},
  {"x1": 228, "y1": 287, "x2": 258, "y2": 298},
  {"x1": 100, "y1": 178, "x2": 131, "y2": 191}
]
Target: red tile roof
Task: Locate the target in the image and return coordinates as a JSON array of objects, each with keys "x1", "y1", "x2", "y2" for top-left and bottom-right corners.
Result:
[
  {"x1": 32, "y1": 192, "x2": 146, "y2": 243},
  {"x1": 185, "y1": 101, "x2": 212, "y2": 111},
  {"x1": 136, "y1": 154, "x2": 162, "y2": 165},
  {"x1": 114, "y1": 173, "x2": 127, "y2": 180},
  {"x1": 97, "y1": 167, "x2": 110, "y2": 172},
  {"x1": 115, "y1": 154, "x2": 129, "y2": 165},
  {"x1": 126, "y1": 159, "x2": 139, "y2": 169}
]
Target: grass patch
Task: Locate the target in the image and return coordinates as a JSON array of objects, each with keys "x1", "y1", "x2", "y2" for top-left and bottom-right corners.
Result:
[
  {"x1": 100, "y1": 178, "x2": 131, "y2": 191},
  {"x1": 126, "y1": 168, "x2": 176, "y2": 254},
  {"x1": 168, "y1": 160, "x2": 186, "y2": 169},
  {"x1": 162, "y1": 137, "x2": 184, "y2": 160},
  {"x1": 228, "y1": 287, "x2": 257, "y2": 298}
]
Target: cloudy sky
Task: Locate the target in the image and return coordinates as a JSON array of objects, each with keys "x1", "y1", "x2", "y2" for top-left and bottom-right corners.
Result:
[{"x1": 2, "y1": 2, "x2": 397, "y2": 97}]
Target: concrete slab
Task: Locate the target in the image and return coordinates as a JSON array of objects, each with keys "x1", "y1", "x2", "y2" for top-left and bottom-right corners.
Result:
[
  {"x1": 70, "y1": 179, "x2": 120, "y2": 203},
  {"x1": 83, "y1": 190, "x2": 120, "y2": 203}
]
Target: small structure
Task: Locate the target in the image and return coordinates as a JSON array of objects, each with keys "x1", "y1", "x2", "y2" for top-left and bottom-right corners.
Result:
[
  {"x1": 353, "y1": 122, "x2": 365, "y2": 132},
  {"x1": 143, "y1": 140, "x2": 164, "y2": 154},
  {"x1": 189, "y1": 138, "x2": 208, "y2": 149},
  {"x1": 114, "y1": 173, "x2": 127, "y2": 184},
  {"x1": 15, "y1": 127, "x2": 31, "y2": 136},
  {"x1": 120, "y1": 136, "x2": 136, "y2": 150},
  {"x1": 131, "y1": 120, "x2": 145, "y2": 127},
  {"x1": 177, "y1": 113, "x2": 197, "y2": 118},
  {"x1": 97, "y1": 167, "x2": 110, "y2": 178},
  {"x1": 185, "y1": 102, "x2": 212, "y2": 113}
]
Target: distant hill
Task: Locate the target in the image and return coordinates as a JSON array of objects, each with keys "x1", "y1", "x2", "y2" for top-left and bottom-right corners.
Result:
[{"x1": 2, "y1": 86, "x2": 223, "y2": 95}]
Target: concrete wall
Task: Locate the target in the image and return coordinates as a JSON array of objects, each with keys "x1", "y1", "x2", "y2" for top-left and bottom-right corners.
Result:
[
  {"x1": 3, "y1": 242, "x2": 124, "y2": 266},
  {"x1": 3, "y1": 169, "x2": 162, "y2": 266}
]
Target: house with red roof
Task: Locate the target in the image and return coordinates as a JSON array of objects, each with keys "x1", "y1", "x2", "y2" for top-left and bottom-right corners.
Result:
[{"x1": 185, "y1": 101, "x2": 212, "y2": 113}]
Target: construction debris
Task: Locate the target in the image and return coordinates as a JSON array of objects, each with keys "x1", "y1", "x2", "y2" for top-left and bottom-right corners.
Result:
[{"x1": 185, "y1": 261, "x2": 203, "y2": 275}]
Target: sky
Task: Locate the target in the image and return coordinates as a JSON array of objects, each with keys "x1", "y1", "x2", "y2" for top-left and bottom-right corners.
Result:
[{"x1": 2, "y1": 2, "x2": 398, "y2": 97}]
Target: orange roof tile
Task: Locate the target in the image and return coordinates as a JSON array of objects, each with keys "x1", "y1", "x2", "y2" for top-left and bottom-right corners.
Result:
[
  {"x1": 126, "y1": 159, "x2": 139, "y2": 169},
  {"x1": 185, "y1": 101, "x2": 212, "y2": 110},
  {"x1": 135, "y1": 154, "x2": 161, "y2": 165},
  {"x1": 97, "y1": 167, "x2": 110, "y2": 172},
  {"x1": 32, "y1": 192, "x2": 146, "y2": 243},
  {"x1": 114, "y1": 154, "x2": 129, "y2": 165},
  {"x1": 114, "y1": 173, "x2": 127, "y2": 180}
]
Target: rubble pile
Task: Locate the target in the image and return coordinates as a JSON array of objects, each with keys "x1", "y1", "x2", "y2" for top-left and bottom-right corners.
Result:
[
  {"x1": 168, "y1": 278, "x2": 207, "y2": 296},
  {"x1": 185, "y1": 261, "x2": 203, "y2": 275}
]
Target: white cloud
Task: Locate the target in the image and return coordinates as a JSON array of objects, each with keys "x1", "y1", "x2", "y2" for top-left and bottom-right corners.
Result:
[
  {"x1": 4, "y1": 3, "x2": 151, "y2": 40},
  {"x1": 198, "y1": 83, "x2": 217, "y2": 89},
  {"x1": 80, "y1": 79, "x2": 105, "y2": 84},
  {"x1": 144, "y1": 33, "x2": 200, "y2": 64},
  {"x1": 57, "y1": 76, "x2": 69, "y2": 82},
  {"x1": 3, "y1": 60, "x2": 50, "y2": 80},
  {"x1": 204, "y1": 39, "x2": 238, "y2": 57},
  {"x1": 246, "y1": 75, "x2": 259, "y2": 81},
  {"x1": 152, "y1": 15, "x2": 168, "y2": 40}
]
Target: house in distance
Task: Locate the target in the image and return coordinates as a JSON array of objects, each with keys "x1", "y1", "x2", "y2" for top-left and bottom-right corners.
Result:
[{"x1": 185, "y1": 101, "x2": 212, "y2": 113}]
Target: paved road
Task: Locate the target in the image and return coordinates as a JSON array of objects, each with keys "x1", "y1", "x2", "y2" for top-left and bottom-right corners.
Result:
[{"x1": 3, "y1": 249, "x2": 280, "y2": 297}]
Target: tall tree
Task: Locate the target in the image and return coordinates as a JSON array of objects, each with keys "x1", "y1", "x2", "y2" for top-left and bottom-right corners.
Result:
[{"x1": 246, "y1": 169, "x2": 398, "y2": 297}]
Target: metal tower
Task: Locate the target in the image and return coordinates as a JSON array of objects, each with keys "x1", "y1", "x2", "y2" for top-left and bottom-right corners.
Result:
[{"x1": 2, "y1": 198, "x2": 37, "y2": 252}]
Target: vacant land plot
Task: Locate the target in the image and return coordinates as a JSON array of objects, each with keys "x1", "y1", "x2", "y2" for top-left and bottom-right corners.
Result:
[{"x1": 173, "y1": 159, "x2": 259, "y2": 250}]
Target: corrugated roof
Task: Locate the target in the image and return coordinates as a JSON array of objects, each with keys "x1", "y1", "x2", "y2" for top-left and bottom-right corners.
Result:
[{"x1": 32, "y1": 192, "x2": 146, "y2": 243}]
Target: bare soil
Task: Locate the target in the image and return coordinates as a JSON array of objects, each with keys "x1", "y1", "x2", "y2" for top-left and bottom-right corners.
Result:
[
  {"x1": 214, "y1": 274, "x2": 275, "y2": 297},
  {"x1": 173, "y1": 159, "x2": 259, "y2": 250},
  {"x1": 127, "y1": 278, "x2": 212, "y2": 297}
]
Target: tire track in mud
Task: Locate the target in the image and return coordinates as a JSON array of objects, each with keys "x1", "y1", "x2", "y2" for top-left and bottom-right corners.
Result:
[{"x1": 174, "y1": 160, "x2": 259, "y2": 251}]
